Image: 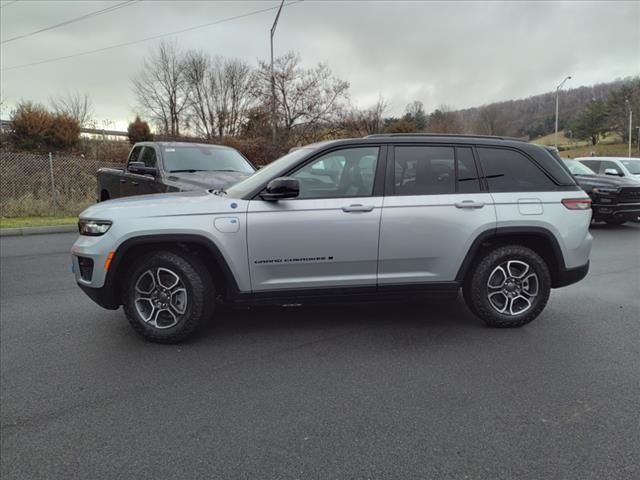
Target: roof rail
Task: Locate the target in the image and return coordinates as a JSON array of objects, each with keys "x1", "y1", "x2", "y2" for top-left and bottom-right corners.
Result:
[{"x1": 365, "y1": 133, "x2": 527, "y2": 142}]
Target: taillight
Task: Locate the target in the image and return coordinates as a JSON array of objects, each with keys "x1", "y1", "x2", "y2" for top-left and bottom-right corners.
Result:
[{"x1": 562, "y1": 198, "x2": 592, "y2": 210}]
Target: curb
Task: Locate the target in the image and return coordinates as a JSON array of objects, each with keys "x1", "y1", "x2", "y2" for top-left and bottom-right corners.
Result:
[{"x1": 0, "y1": 225, "x2": 77, "y2": 237}]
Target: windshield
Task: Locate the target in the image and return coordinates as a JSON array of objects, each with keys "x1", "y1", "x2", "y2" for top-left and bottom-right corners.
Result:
[
  {"x1": 620, "y1": 159, "x2": 640, "y2": 174},
  {"x1": 162, "y1": 146, "x2": 254, "y2": 174},
  {"x1": 225, "y1": 147, "x2": 315, "y2": 198},
  {"x1": 564, "y1": 159, "x2": 596, "y2": 175}
]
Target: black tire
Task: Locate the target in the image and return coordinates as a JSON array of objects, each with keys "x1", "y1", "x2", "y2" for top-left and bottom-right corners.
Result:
[
  {"x1": 463, "y1": 245, "x2": 551, "y2": 328},
  {"x1": 122, "y1": 250, "x2": 214, "y2": 343},
  {"x1": 604, "y1": 218, "x2": 626, "y2": 226}
]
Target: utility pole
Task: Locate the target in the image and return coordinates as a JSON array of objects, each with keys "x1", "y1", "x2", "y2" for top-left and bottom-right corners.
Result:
[
  {"x1": 555, "y1": 75, "x2": 572, "y2": 149},
  {"x1": 625, "y1": 99, "x2": 632, "y2": 158},
  {"x1": 270, "y1": 0, "x2": 285, "y2": 146}
]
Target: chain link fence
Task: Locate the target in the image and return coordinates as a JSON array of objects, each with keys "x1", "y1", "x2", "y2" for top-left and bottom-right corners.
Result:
[{"x1": 0, "y1": 150, "x2": 119, "y2": 217}]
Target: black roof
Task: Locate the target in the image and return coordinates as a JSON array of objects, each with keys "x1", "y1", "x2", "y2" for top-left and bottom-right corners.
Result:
[{"x1": 365, "y1": 133, "x2": 527, "y2": 142}]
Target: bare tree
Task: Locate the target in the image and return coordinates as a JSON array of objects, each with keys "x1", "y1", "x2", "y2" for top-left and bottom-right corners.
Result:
[
  {"x1": 344, "y1": 96, "x2": 388, "y2": 136},
  {"x1": 255, "y1": 52, "x2": 350, "y2": 143},
  {"x1": 133, "y1": 40, "x2": 190, "y2": 136},
  {"x1": 49, "y1": 91, "x2": 93, "y2": 127},
  {"x1": 183, "y1": 50, "x2": 216, "y2": 138},
  {"x1": 476, "y1": 104, "x2": 506, "y2": 135},
  {"x1": 184, "y1": 51, "x2": 255, "y2": 138}
]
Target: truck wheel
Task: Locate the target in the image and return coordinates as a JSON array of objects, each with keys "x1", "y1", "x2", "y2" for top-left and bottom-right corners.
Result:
[
  {"x1": 122, "y1": 250, "x2": 214, "y2": 343},
  {"x1": 463, "y1": 246, "x2": 551, "y2": 328}
]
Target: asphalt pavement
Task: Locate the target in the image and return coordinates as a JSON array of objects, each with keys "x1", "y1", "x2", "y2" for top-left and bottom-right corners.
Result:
[{"x1": 1, "y1": 225, "x2": 639, "y2": 479}]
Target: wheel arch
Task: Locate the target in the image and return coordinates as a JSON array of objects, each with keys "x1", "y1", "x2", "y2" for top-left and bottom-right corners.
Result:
[
  {"x1": 105, "y1": 234, "x2": 239, "y2": 307},
  {"x1": 456, "y1": 227, "x2": 566, "y2": 288}
]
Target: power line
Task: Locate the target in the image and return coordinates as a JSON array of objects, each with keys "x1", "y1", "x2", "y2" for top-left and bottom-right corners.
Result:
[
  {"x1": 1, "y1": 1, "x2": 139, "y2": 45},
  {"x1": 2, "y1": 1, "x2": 303, "y2": 72}
]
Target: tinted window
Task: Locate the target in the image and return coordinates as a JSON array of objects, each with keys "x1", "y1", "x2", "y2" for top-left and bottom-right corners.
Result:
[
  {"x1": 291, "y1": 147, "x2": 379, "y2": 199},
  {"x1": 139, "y1": 147, "x2": 157, "y2": 168},
  {"x1": 477, "y1": 147, "x2": 554, "y2": 192},
  {"x1": 456, "y1": 147, "x2": 481, "y2": 193},
  {"x1": 128, "y1": 146, "x2": 142, "y2": 165},
  {"x1": 394, "y1": 146, "x2": 455, "y2": 195},
  {"x1": 580, "y1": 160, "x2": 600, "y2": 172}
]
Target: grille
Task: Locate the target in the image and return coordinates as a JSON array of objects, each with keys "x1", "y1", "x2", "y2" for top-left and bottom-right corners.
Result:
[
  {"x1": 77, "y1": 257, "x2": 94, "y2": 281},
  {"x1": 619, "y1": 188, "x2": 640, "y2": 203}
]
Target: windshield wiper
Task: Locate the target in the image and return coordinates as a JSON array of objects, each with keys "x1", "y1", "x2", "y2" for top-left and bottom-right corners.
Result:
[
  {"x1": 211, "y1": 188, "x2": 227, "y2": 197},
  {"x1": 211, "y1": 169, "x2": 244, "y2": 173},
  {"x1": 169, "y1": 169, "x2": 208, "y2": 173}
]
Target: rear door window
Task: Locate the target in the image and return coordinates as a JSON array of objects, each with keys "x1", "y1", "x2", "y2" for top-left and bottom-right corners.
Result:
[
  {"x1": 456, "y1": 147, "x2": 482, "y2": 193},
  {"x1": 476, "y1": 147, "x2": 555, "y2": 192},
  {"x1": 394, "y1": 146, "x2": 455, "y2": 195}
]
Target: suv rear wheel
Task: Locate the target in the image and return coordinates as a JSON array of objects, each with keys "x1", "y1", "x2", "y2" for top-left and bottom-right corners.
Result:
[
  {"x1": 122, "y1": 250, "x2": 214, "y2": 343},
  {"x1": 463, "y1": 245, "x2": 551, "y2": 328}
]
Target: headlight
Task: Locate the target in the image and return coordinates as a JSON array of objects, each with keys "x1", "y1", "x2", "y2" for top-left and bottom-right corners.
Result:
[
  {"x1": 78, "y1": 219, "x2": 112, "y2": 236},
  {"x1": 592, "y1": 187, "x2": 620, "y2": 195}
]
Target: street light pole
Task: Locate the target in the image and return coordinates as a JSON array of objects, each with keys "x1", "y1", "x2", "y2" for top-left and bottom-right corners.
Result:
[
  {"x1": 625, "y1": 99, "x2": 632, "y2": 158},
  {"x1": 270, "y1": 0, "x2": 285, "y2": 146},
  {"x1": 555, "y1": 75, "x2": 572, "y2": 149}
]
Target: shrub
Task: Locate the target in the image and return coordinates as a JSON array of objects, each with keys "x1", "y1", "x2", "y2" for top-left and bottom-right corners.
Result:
[
  {"x1": 10, "y1": 102, "x2": 53, "y2": 150},
  {"x1": 48, "y1": 113, "x2": 80, "y2": 148},
  {"x1": 127, "y1": 116, "x2": 153, "y2": 144}
]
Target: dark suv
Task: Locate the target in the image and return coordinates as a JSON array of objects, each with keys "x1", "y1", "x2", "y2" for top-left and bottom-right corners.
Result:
[{"x1": 564, "y1": 159, "x2": 640, "y2": 225}]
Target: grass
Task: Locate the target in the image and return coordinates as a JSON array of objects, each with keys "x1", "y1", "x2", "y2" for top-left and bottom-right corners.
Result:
[
  {"x1": 0, "y1": 216, "x2": 77, "y2": 229},
  {"x1": 531, "y1": 130, "x2": 631, "y2": 158},
  {"x1": 559, "y1": 143, "x2": 631, "y2": 159}
]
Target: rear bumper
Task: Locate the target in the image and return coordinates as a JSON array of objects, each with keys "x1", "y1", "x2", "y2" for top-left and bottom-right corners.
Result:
[{"x1": 554, "y1": 261, "x2": 589, "y2": 288}]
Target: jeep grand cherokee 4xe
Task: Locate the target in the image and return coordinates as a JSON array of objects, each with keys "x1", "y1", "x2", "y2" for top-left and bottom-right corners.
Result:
[{"x1": 72, "y1": 134, "x2": 592, "y2": 343}]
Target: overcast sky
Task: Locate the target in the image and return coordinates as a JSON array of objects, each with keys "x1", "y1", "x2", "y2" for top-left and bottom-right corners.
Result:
[{"x1": 1, "y1": 0, "x2": 639, "y2": 130}]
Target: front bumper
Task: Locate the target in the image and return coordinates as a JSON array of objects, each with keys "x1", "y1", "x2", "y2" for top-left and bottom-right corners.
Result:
[
  {"x1": 72, "y1": 231, "x2": 121, "y2": 309},
  {"x1": 592, "y1": 202, "x2": 640, "y2": 222},
  {"x1": 78, "y1": 283, "x2": 121, "y2": 310}
]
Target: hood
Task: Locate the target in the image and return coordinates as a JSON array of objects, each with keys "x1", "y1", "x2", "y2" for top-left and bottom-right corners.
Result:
[
  {"x1": 80, "y1": 190, "x2": 246, "y2": 221},
  {"x1": 166, "y1": 170, "x2": 251, "y2": 190},
  {"x1": 573, "y1": 173, "x2": 640, "y2": 189}
]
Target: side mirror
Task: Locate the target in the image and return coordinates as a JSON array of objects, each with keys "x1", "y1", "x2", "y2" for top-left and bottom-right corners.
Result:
[
  {"x1": 604, "y1": 168, "x2": 622, "y2": 176},
  {"x1": 261, "y1": 177, "x2": 299, "y2": 201},
  {"x1": 128, "y1": 161, "x2": 157, "y2": 176}
]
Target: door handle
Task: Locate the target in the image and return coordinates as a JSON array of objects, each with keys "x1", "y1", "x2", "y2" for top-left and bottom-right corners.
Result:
[
  {"x1": 119, "y1": 179, "x2": 127, "y2": 184},
  {"x1": 455, "y1": 200, "x2": 485, "y2": 209},
  {"x1": 342, "y1": 204, "x2": 375, "y2": 213},
  {"x1": 132, "y1": 181, "x2": 139, "y2": 186}
]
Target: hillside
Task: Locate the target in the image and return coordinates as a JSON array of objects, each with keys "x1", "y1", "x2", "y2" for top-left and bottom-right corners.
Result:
[{"x1": 454, "y1": 78, "x2": 635, "y2": 139}]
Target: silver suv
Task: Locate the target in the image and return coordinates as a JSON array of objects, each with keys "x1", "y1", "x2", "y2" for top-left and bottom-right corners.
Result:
[{"x1": 72, "y1": 134, "x2": 593, "y2": 343}]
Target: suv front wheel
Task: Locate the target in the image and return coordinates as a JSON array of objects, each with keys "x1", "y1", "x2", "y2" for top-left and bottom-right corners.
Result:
[
  {"x1": 464, "y1": 246, "x2": 551, "y2": 328},
  {"x1": 122, "y1": 250, "x2": 214, "y2": 343}
]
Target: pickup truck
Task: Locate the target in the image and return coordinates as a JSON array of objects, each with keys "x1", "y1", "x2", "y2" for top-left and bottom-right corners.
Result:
[{"x1": 97, "y1": 141, "x2": 255, "y2": 201}]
